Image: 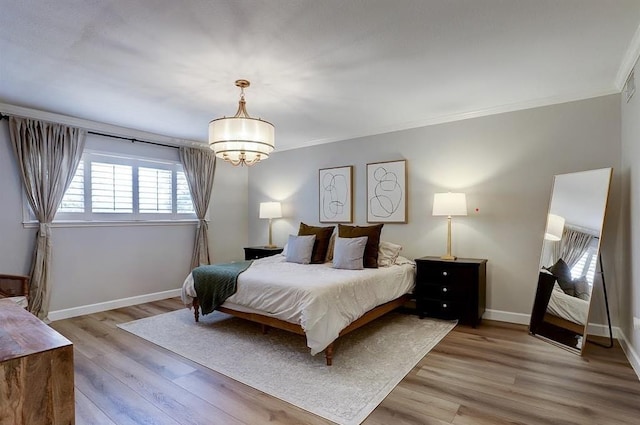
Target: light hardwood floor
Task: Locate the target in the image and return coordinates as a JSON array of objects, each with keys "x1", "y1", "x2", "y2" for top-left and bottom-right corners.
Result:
[{"x1": 50, "y1": 298, "x2": 640, "y2": 425}]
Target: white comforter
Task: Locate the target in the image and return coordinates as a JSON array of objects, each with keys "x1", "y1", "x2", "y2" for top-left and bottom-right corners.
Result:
[
  {"x1": 546, "y1": 284, "x2": 589, "y2": 326},
  {"x1": 181, "y1": 254, "x2": 416, "y2": 355}
]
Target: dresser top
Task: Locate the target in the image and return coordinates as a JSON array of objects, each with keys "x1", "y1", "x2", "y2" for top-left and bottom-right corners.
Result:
[{"x1": 0, "y1": 299, "x2": 72, "y2": 362}]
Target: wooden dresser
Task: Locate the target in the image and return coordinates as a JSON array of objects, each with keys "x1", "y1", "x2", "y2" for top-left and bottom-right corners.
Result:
[{"x1": 0, "y1": 299, "x2": 75, "y2": 425}]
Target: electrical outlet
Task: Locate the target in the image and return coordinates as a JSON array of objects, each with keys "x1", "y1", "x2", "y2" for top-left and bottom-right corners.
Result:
[{"x1": 634, "y1": 316, "x2": 640, "y2": 330}]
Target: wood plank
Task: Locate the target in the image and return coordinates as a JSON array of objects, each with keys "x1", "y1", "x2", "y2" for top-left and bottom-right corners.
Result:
[
  {"x1": 96, "y1": 350, "x2": 246, "y2": 425},
  {"x1": 73, "y1": 350, "x2": 182, "y2": 425},
  {"x1": 56, "y1": 315, "x2": 197, "y2": 381},
  {"x1": 75, "y1": 390, "x2": 118, "y2": 425},
  {"x1": 172, "y1": 369, "x2": 330, "y2": 425},
  {"x1": 366, "y1": 384, "x2": 459, "y2": 424}
]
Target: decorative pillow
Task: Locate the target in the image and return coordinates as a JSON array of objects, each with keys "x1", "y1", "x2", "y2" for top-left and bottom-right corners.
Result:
[
  {"x1": 338, "y1": 224, "x2": 383, "y2": 268},
  {"x1": 573, "y1": 275, "x2": 591, "y2": 300},
  {"x1": 298, "y1": 223, "x2": 335, "y2": 264},
  {"x1": 545, "y1": 258, "x2": 574, "y2": 295},
  {"x1": 325, "y1": 232, "x2": 336, "y2": 262},
  {"x1": 378, "y1": 240, "x2": 402, "y2": 267},
  {"x1": 332, "y1": 236, "x2": 368, "y2": 270},
  {"x1": 285, "y1": 234, "x2": 316, "y2": 264}
]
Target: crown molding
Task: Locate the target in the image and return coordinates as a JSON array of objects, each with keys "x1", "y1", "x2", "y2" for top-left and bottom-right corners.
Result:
[
  {"x1": 0, "y1": 102, "x2": 206, "y2": 149},
  {"x1": 616, "y1": 22, "x2": 640, "y2": 90},
  {"x1": 277, "y1": 87, "x2": 619, "y2": 153}
]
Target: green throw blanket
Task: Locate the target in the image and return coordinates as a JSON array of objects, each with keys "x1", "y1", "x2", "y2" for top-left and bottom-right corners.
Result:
[{"x1": 192, "y1": 260, "x2": 253, "y2": 315}]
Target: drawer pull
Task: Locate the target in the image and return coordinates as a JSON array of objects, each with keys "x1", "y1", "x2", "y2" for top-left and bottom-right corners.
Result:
[
  {"x1": 442, "y1": 271, "x2": 448, "y2": 276},
  {"x1": 442, "y1": 287, "x2": 448, "y2": 293}
]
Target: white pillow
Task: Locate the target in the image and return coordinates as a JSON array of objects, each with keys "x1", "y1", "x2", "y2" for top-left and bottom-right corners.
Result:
[
  {"x1": 285, "y1": 234, "x2": 316, "y2": 264},
  {"x1": 333, "y1": 236, "x2": 368, "y2": 270},
  {"x1": 378, "y1": 240, "x2": 402, "y2": 267}
]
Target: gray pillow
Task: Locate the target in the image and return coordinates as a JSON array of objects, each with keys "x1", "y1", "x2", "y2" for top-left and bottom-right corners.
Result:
[
  {"x1": 285, "y1": 234, "x2": 316, "y2": 264},
  {"x1": 332, "y1": 236, "x2": 368, "y2": 270}
]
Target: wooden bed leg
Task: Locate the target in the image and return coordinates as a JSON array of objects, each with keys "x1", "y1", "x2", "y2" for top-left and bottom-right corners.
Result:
[
  {"x1": 192, "y1": 298, "x2": 200, "y2": 322},
  {"x1": 325, "y1": 343, "x2": 334, "y2": 366}
]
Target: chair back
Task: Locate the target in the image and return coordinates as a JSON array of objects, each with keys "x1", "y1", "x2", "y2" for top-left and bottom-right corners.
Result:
[{"x1": 0, "y1": 274, "x2": 30, "y2": 300}]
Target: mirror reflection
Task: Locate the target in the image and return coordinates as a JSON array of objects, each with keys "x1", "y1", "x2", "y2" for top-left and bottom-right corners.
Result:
[{"x1": 530, "y1": 168, "x2": 612, "y2": 354}]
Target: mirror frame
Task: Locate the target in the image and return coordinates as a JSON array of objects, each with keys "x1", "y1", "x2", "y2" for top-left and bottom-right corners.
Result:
[{"x1": 529, "y1": 167, "x2": 613, "y2": 354}]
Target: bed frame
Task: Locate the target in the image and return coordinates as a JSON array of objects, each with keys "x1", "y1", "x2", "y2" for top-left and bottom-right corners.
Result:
[
  {"x1": 543, "y1": 312, "x2": 585, "y2": 334},
  {"x1": 191, "y1": 294, "x2": 411, "y2": 366}
]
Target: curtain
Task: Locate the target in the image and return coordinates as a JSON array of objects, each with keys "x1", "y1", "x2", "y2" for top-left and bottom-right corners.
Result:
[
  {"x1": 551, "y1": 227, "x2": 594, "y2": 270},
  {"x1": 9, "y1": 117, "x2": 86, "y2": 320},
  {"x1": 179, "y1": 147, "x2": 217, "y2": 269}
]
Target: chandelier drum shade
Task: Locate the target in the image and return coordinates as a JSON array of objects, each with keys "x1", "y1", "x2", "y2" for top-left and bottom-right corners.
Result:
[{"x1": 209, "y1": 79, "x2": 275, "y2": 166}]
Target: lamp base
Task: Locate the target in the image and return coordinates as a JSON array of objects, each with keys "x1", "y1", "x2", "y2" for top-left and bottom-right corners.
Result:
[
  {"x1": 440, "y1": 254, "x2": 457, "y2": 261},
  {"x1": 264, "y1": 244, "x2": 277, "y2": 248}
]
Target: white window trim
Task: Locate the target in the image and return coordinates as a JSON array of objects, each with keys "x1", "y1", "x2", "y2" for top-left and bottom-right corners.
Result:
[{"x1": 22, "y1": 149, "x2": 208, "y2": 227}]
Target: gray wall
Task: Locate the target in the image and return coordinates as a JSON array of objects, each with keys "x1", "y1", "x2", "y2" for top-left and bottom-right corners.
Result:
[
  {"x1": 0, "y1": 122, "x2": 248, "y2": 314},
  {"x1": 248, "y1": 95, "x2": 622, "y2": 324},
  {"x1": 620, "y1": 64, "x2": 640, "y2": 364}
]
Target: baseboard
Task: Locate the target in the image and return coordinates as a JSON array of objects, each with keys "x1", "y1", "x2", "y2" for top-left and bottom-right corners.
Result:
[
  {"x1": 48, "y1": 288, "x2": 182, "y2": 322},
  {"x1": 617, "y1": 330, "x2": 640, "y2": 380},
  {"x1": 483, "y1": 309, "x2": 531, "y2": 325},
  {"x1": 586, "y1": 322, "x2": 619, "y2": 338},
  {"x1": 484, "y1": 309, "x2": 621, "y2": 336}
]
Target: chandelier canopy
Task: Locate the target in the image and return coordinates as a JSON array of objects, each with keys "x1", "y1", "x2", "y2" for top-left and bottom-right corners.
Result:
[{"x1": 208, "y1": 79, "x2": 275, "y2": 166}]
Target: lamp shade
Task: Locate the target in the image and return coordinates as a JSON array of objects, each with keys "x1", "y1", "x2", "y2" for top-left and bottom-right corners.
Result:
[
  {"x1": 259, "y1": 202, "x2": 282, "y2": 219},
  {"x1": 544, "y1": 213, "x2": 565, "y2": 241},
  {"x1": 209, "y1": 117, "x2": 275, "y2": 164},
  {"x1": 208, "y1": 80, "x2": 275, "y2": 166},
  {"x1": 432, "y1": 193, "x2": 467, "y2": 216}
]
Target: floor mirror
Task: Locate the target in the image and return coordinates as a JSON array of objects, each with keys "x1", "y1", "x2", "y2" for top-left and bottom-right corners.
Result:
[{"x1": 529, "y1": 167, "x2": 612, "y2": 354}]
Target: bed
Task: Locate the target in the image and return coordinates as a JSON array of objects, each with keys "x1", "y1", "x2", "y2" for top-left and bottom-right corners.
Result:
[
  {"x1": 181, "y1": 253, "x2": 416, "y2": 365},
  {"x1": 544, "y1": 283, "x2": 590, "y2": 334}
]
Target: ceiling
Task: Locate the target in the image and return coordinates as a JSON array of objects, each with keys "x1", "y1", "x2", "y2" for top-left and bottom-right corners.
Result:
[{"x1": 1, "y1": 1, "x2": 640, "y2": 152}]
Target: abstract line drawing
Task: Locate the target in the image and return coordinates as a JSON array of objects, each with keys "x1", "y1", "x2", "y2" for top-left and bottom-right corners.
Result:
[
  {"x1": 367, "y1": 160, "x2": 407, "y2": 223},
  {"x1": 319, "y1": 166, "x2": 353, "y2": 223}
]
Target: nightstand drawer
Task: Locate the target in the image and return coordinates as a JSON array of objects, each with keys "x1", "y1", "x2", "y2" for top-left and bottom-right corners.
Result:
[
  {"x1": 416, "y1": 262, "x2": 474, "y2": 285},
  {"x1": 417, "y1": 298, "x2": 461, "y2": 320},
  {"x1": 416, "y1": 282, "x2": 464, "y2": 300}
]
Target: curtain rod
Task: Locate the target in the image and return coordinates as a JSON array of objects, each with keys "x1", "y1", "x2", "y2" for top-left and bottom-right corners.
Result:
[{"x1": 0, "y1": 112, "x2": 181, "y2": 150}]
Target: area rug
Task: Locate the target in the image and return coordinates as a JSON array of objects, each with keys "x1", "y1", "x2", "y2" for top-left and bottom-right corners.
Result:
[{"x1": 118, "y1": 308, "x2": 455, "y2": 425}]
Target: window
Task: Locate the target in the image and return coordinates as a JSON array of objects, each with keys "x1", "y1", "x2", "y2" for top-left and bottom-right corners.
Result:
[
  {"x1": 570, "y1": 239, "x2": 599, "y2": 284},
  {"x1": 53, "y1": 151, "x2": 196, "y2": 222}
]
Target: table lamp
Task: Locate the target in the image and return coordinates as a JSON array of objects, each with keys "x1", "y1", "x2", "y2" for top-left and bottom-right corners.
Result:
[
  {"x1": 432, "y1": 192, "x2": 467, "y2": 260},
  {"x1": 259, "y1": 201, "x2": 282, "y2": 248}
]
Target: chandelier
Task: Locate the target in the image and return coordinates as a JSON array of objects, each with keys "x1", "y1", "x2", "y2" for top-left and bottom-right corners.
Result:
[{"x1": 208, "y1": 79, "x2": 275, "y2": 166}]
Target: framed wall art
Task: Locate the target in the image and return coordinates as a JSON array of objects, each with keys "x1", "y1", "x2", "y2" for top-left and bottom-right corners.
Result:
[
  {"x1": 319, "y1": 165, "x2": 353, "y2": 223},
  {"x1": 367, "y1": 160, "x2": 407, "y2": 223}
]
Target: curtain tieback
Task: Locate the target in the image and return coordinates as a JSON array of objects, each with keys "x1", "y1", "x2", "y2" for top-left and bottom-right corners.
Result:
[
  {"x1": 38, "y1": 222, "x2": 51, "y2": 238},
  {"x1": 196, "y1": 219, "x2": 208, "y2": 230}
]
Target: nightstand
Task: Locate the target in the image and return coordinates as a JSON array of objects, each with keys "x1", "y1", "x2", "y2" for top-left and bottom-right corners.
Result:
[
  {"x1": 414, "y1": 256, "x2": 487, "y2": 327},
  {"x1": 244, "y1": 246, "x2": 284, "y2": 260}
]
